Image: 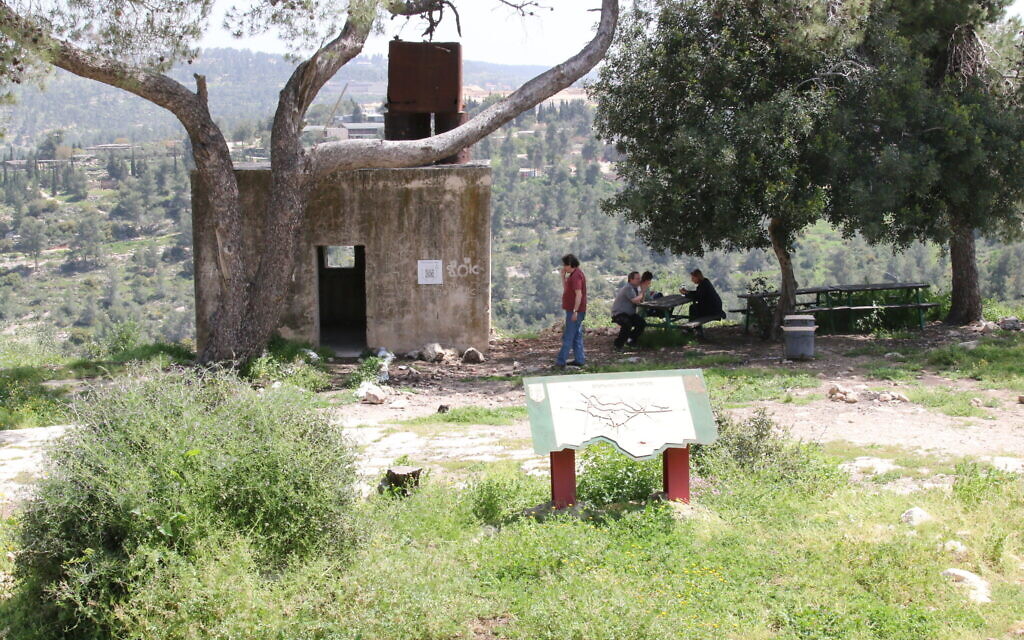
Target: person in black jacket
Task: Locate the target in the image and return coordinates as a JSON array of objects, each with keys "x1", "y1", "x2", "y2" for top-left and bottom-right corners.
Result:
[{"x1": 679, "y1": 269, "x2": 725, "y2": 320}]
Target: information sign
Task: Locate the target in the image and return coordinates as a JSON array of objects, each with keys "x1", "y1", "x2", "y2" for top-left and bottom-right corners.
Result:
[{"x1": 524, "y1": 369, "x2": 717, "y2": 506}]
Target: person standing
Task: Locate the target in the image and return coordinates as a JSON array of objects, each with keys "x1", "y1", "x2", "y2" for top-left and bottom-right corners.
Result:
[
  {"x1": 611, "y1": 271, "x2": 648, "y2": 349},
  {"x1": 556, "y1": 253, "x2": 587, "y2": 367}
]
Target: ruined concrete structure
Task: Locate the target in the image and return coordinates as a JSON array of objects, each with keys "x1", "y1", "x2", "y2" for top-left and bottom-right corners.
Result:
[{"x1": 193, "y1": 165, "x2": 492, "y2": 354}]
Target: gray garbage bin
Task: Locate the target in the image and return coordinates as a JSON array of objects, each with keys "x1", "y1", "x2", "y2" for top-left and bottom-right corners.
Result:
[
  {"x1": 782, "y1": 315, "x2": 817, "y2": 359},
  {"x1": 783, "y1": 314, "x2": 815, "y2": 328}
]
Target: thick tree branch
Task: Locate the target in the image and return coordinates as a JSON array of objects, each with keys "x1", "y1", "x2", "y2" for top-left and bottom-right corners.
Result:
[
  {"x1": 310, "y1": 0, "x2": 618, "y2": 176},
  {"x1": 284, "y1": 9, "x2": 374, "y2": 119},
  {"x1": 0, "y1": 0, "x2": 204, "y2": 125}
]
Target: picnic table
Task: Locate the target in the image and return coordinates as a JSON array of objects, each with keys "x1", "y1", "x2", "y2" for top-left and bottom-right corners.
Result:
[
  {"x1": 638, "y1": 294, "x2": 725, "y2": 337},
  {"x1": 734, "y1": 282, "x2": 937, "y2": 333}
]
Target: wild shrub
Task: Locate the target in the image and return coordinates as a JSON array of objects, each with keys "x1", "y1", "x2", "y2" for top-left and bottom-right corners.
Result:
[
  {"x1": 693, "y1": 409, "x2": 840, "y2": 492},
  {"x1": 577, "y1": 442, "x2": 662, "y2": 505},
  {"x1": 346, "y1": 355, "x2": 383, "y2": 388},
  {"x1": 952, "y1": 461, "x2": 1018, "y2": 507},
  {"x1": 468, "y1": 469, "x2": 547, "y2": 525},
  {"x1": 10, "y1": 366, "x2": 358, "y2": 638},
  {"x1": 242, "y1": 335, "x2": 331, "y2": 391}
]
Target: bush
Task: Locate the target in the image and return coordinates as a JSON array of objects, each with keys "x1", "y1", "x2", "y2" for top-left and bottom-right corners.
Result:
[
  {"x1": 577, "y1": 442, "x2": 662, "y2": 505},
  {"x1": 242, "y1": 336, "x2": 331, "y2": 392},
  {"x1": 952, "y1": 461, "x2": 1018, "y2": 507},
  {"x1": 693, "y1": 408, "x2": 840, "y2": 490},
  {"x1": 468, "y1": 469, "x2": 546, "y2": 525},
  {"x1": 346, "y1": 355, "x2": 384, "y2": 388},
  {"x1": 9, "y1": 366, "x2": 358, "y2": 638}
]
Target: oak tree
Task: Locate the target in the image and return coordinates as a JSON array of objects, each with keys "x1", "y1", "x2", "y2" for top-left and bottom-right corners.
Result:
[
  {"x1": 591, "y1": 0, "x2": 857, "y2": 334},
  {"x1": 821, "y1": 0, "x2": 1024, "y2": 324}
]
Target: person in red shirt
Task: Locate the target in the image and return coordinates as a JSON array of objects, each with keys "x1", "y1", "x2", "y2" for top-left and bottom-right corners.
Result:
[{"x1": 556, "y1": 253, "x2": 587, "y2": 367}]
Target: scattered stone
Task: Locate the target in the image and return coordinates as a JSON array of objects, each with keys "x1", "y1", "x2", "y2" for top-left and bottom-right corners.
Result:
[
  {"x1": 884, "y1": 352, "x2": 904, "y2": 360},
  {"x1": 355, "y1": 381, "x2": 388, "y2": 404},
  {"x1": 845, "y1": 395, "x2": 859, "y2": 404},
  {"x1": 893, "y1": 392, "x2": 910, "y2": 403},
  {"x1": 942, "y1": 540, "x2": 968, "y2": 555},
  {"x1": 403, "y1": 350, "x2": 420, "y2": 360},
  {"x1": 998, "y1": 316, "x2": 1021, "y2": 331},
  {"x1": 958, "y1": 340, "x2": 981, "y2": 351},
  {"x1": 461, "y1": 347, "x2": 486, "y2": 364},
  {"x1": 900, "y1": 507, "x2": 933, "y2": 526},
  {"x1": 981, "y1": 321, "x2": 999, "y2": 334},
  {"x1": 987, "y1": 457, "x2": 1024, "y2": 473},
  {"x1": 940, "y1": 568, "x2": 991, "y2": 603},
  {"x1": 841, "y1": 457, "x2": 900, "y2": 475},
  {"x1": 420, "y1": 342, "x2": 446, "y2": 362},
  {"x1": 624, "y1": 356, "x2": 641, "y2": 363},
  {"x1": 859, "y1": 390, "x2": 879, "y2": 402},
  {"x1": 879, "y1": 393, "x2": 893, "y2": 403},
  {"x1": 377, "y1": 465, "x2": 424, "y2": 497},
  {"x1": 301, "y1": 348, "x2": 321, "y2": 363},
  {"x1": 390, "y1": 396, "x2": 409, "y2": 410}
]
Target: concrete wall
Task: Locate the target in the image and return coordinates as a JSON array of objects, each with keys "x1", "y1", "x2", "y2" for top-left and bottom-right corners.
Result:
[{"x1": 193, "y1": 165, "x2": 492, "y2": 354}]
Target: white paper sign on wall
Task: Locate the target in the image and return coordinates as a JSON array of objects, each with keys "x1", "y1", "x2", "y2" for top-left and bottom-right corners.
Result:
[{"x1": 417, "y1": 260, "x2": 443, "y2": 285}]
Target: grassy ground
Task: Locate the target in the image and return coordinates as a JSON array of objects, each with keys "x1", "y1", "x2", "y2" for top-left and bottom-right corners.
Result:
[
  {"x1": 5, "y1": 452, "x2": 1018, "y2": 640},
  {"x1": 855, "y1": 333, "x2": 1024, "y2": 393}
]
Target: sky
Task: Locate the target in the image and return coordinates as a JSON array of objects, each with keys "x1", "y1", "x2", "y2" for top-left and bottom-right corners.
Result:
[
  {"x1": 201, "y1": 0, "x2": 1024, "y2": 67},
  {"x1": 200, "y1": 1, "x2": 613, "y2": 66}
]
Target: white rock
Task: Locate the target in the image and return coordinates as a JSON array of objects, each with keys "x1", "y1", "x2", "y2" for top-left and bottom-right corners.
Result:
[
  {"x1": 462, "y1": 347, "x2": 486, "y2": 364},
  {"x1": 420, "y1": 343, "x2": 445, "y2": 362},
  {"x1": 390, "y1": 396, "x2": 410, "y2": 410},
  {"x1": 884, "y1": 352, "x2": 904, "y2": 360},
  {"x1": 987, "y1": 457, "x2": 1024, "y2": 473},
  {"x1": 844, "y1": 395, "x2": 859, "y2": 404},
  {"x1": 893, "y1": 392, "x2": 910, "y2": 403},
  {"x1": 355, "y1": 381, "x2": 388, "y2": 404},
  {"x1": 879, "y1": 393, "x2": 893, "y2": 402},
  {"x1": 969, "y1": 397, "x2": 984, "y2": 408},
  {"x1": 841, "y1": 457, "x2": 900, "y2": 475},
  {"x1": 958, "y1": 340, "x2": 981, "y2": 351},
  {"x1": 942, "y1": 540, "x2": 968, "y2": 555},
  {"x1": 900, "y1": 507, "x2": 933, "y2": 526},
  {"x1": 981, "y1": 321, "x2": 999, "y2": 334},
  {"x1": 940, "y1": 568, "x2": 991, "y2": 603}
]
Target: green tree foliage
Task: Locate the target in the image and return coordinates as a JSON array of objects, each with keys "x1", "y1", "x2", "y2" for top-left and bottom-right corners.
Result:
[
  {"x1": 17, "y1": 215, "x2": 45, "y2": 268},
  {"x1": 591, "y1": 0, "x2": 857, "y2": 331},
  {"x1": 821, "y1": 0, "x2": 1024, "y2": 324}
]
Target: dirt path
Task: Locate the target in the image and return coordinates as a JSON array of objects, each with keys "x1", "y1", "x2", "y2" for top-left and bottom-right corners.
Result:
[{"x1": 4, "y1": 323, "x2": 1023, "y2": 508}]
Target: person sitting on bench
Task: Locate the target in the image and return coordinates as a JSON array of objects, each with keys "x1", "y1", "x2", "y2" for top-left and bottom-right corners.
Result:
[
  {"x1": 611, "y1": 271, "x2": 649, "y2": 349},
  {"x1": 679, "y1": 269, "x2": 725, "y2": 321}
]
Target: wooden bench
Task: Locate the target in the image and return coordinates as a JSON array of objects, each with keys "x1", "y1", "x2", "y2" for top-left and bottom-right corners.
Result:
[{"x1": 680, "y1": 315, "x2": 727, "y2": 338}]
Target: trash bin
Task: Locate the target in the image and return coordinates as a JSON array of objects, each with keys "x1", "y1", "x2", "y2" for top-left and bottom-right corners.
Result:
[
  {"x1": 783, "y1": 314, "x2": 815, "y2": 328},
  {"x1": 782, "y1": 322, "x2": 817, "y2": 360}
]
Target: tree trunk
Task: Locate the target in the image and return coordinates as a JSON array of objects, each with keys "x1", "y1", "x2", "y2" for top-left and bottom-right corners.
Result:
[
  {"x1": 768, "y1": 217, "x2": 798, "y2": 340},
  {"x1": 945, "y1": 221, "x2": 983, "y2": 325}
]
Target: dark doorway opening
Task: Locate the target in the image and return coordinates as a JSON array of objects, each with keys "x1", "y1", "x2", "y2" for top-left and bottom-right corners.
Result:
[{"x1": 318, "y1": 245, "x2": 366, "y2": 357}]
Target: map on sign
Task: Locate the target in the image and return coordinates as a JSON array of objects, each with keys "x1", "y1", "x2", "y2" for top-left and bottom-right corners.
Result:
[{"x1": 524, "y1": 369, "x2": 716, "y2": 460}]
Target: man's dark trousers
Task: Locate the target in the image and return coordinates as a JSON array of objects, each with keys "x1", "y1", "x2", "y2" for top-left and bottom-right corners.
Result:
[{"x1": 612, "y1": 313, "x2": 646, "y2": 348}]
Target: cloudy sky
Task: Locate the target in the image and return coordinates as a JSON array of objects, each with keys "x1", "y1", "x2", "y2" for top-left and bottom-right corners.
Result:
[{"x1": 200, "y1": 0, "x2": 1024, "y2": 67}]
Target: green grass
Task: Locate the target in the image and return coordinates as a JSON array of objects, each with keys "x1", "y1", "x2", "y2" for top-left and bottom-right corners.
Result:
[
  {"x1": 904, "y1": 386, "x2": 995, "y2": 419},
  {"x1": 4, "y1": 392, "x2": 1024, "y2": 640},
  {"x1": 400, "y1": 405, "x2": 528, "y2": 427},
  {"x1": 916, "y1": 334, "x2": 1024, "y2": 391},
  {"x1": 865, "y1": 363, "x2": 922, "y2": 381}
]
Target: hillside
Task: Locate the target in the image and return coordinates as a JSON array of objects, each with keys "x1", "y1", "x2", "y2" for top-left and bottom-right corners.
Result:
[{"x1": 0, "y1": 48, "x2": 558, "y2": 146}]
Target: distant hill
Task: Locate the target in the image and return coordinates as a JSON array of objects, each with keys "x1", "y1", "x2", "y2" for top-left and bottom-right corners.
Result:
[{"x1": 0, "y1": 48, "x2": 582, "y2": 146}]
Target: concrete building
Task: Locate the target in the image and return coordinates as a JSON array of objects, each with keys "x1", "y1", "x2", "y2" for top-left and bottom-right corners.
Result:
[{"x1": 192, "y1": 164, "x2": 492, "y2": 356}]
